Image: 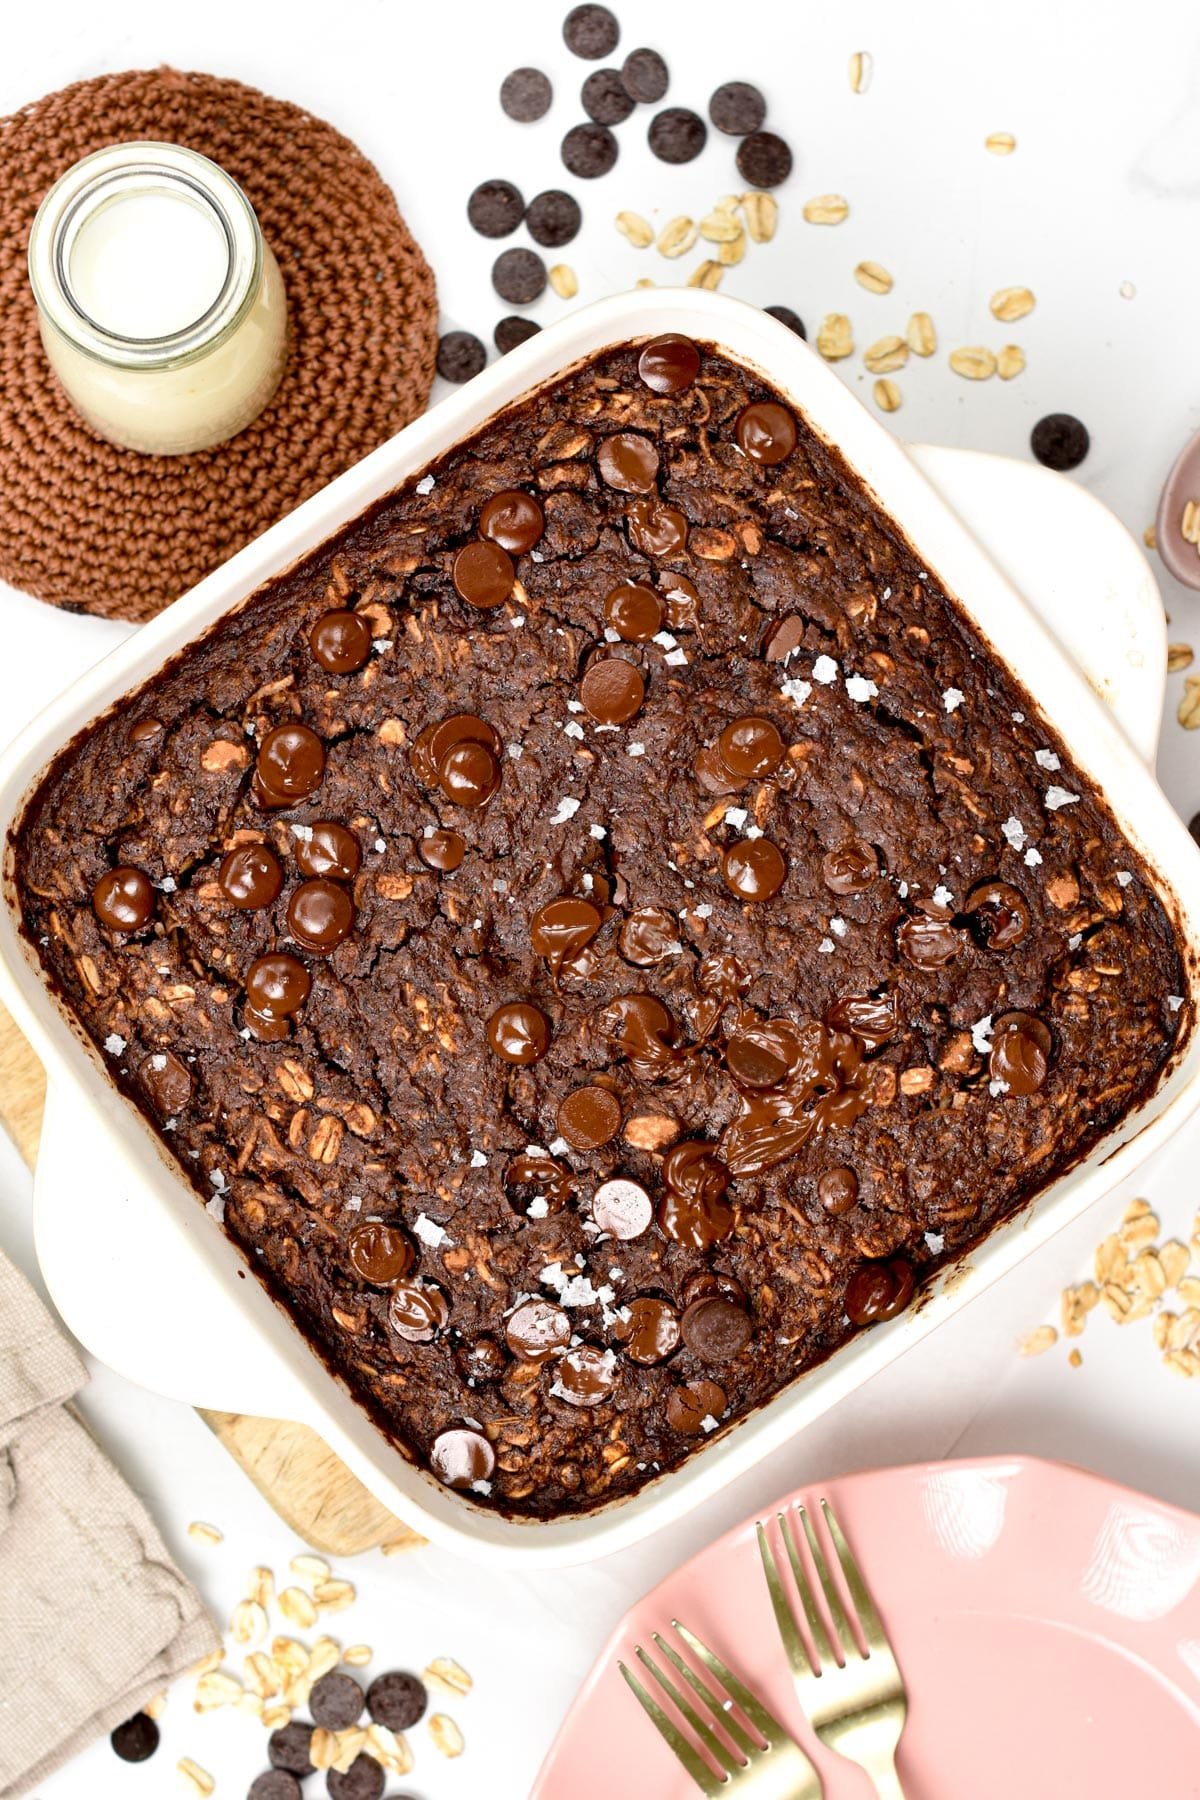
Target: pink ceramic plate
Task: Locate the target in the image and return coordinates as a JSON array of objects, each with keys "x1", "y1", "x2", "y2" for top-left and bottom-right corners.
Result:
[{"x1": 534, "y1": 1456, "x2": 1200, "y2": 1798}]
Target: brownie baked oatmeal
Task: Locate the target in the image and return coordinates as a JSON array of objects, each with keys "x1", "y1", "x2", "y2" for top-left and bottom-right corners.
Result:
[{"x1": 13, "y1": 332, "x2": 1188, "y2": 1518}]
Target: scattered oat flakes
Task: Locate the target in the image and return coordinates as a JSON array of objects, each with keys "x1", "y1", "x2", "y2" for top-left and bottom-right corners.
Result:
[
  {"x1": 997, "y1": 344, "x2": 1025, "y2": 380},
  {"x1": 700, "y1": 208, "x2": 742, "y2": 244},
  {"x1": 343, "y1": 1644, "x2": 373, "y2": 1666},
  {"x1": 144, "y1": 1692, "x2": 167, "y2": 1721},
  {"x1": 314, "y1": 1578, "x2": 357, "y2": 1613},
  {"x1": 657, "y1": 215, "x2": 698, "y2": 258},
  {"x1": 854, "y1": 259, "x2": 893, "y2": 294},
  {"x1": 1067, "y1": 1348, "x2": 1083, "y2": 1368},
  {"x1": 380, "y1": 1534, "x2": 420, "y2": 1557},
  {"x1": 290, "y1": 1553, "x2": 332, "y2": 1584},
  {"x1": 614, "y1": 210, "x2": 653, "y2": 248},
  {"x1": 1018, "y1": 1324, "x2": 1058, "y2": 1356},
  {"x1": 849, "y1": 50, "x2": 873, "y2": 92},
  {"x1": 1168, "y1": 644, "x2": 1194, "y2": 673},
  {"x1": 429, "y1": 1713, "x2": 466, "y2": 1758},
  {"x1": 246, "y1": 1566, "x2": 274, "y2": 1609},
  {"x1": 230, "y1": 1598, "x2": 269, "y2": 1647},
  {"x1": 195, "y1": 1670, "x2": 243, "y2": 1712},
  {"x1": 985, "y1": 131, "x2": 1016, "y2": 154},
  {"x1": 548, "y1": 264, "x2": 578, "y2": 299},
  {"x1": 716, "y1": 228, "x2": 747, "y2": 267},
  {"x1": 263, "y1": 1703, "x2": 292, "y2": 1730},
  {"x1": 949, "y1": 346, "x2": 997, "y2": 380},
  {"x1": 424, "y1": 1656, "x2": 473, "y2": 1698},
  {"x1": 687, "y1": 259, "x2": 724, "y2": 290},
  {"x1": 1182, "y1": 499, "x2": 1200, "y2": 544},
  {"x1": 873, "y1": 378, "x2": 902, "y2": 413},
  {"x1": 990, "y1": 285, "x2": 1036, "y2": 322},
  {"x1": 802, "y1": 193, "x2": 850, "y2": 225},
  {"x1": 367, "y1": 1722, "x2": 415, "y2": 1775},
  {"x1": 279, "y1": 1585, "x2": 319, "y2": 1629},
  {"x1": 816, "y1": 314, "x2": 854, "y2": 360},
  {"x1": 864, "y1": 335, "x2": 908, "y2": 374},
  {"x1": 906, "y1": 312, "x2": 937, "y2": 357},
  {"x1": 1144, "y1": 524, "x2": 1158, "y2": 549},
  {"x1": 741, "y1": 191, "x2": 778, "y2": 242},
  {"x1": 177, "y1": 1759, "x2": 215, "y2": 1797},
  {"x1": 187, "y1": 1521, "x2": 223, "y2": 1546}
]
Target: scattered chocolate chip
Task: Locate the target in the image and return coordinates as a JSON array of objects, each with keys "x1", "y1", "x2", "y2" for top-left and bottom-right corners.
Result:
[
  {"x1": 249, "y1": 1774, "x2": 301, "y2": 1800},
  {"x1": 310, "y1": 1671, "x2": 365, "y2": 1731},
  {"x1": 580, "y1": 655, "x2": 646, "y2": 723},
  {"x1": 287, "y1": 878, "x2": 355, "y2": 954},
  {"x1": 617, "y1": 1295, "x2": 680, "y2": 1364},
  {"x1": 501, "y1": 66, "x2": 553, "y2": 122},
  {"x1": 680, "y1": 1294, "x2": 753, "y2": 1362},
  {"x1": 326, "y1": 1753, "x2": 385, "y2": 1800},
  {"x1": 562, "y1": 121, "x2": 620, "y2": 178},
  {"x1": 682, "y1": 1268, "x2": 748, "y2": 1310},
  {"x1": 111, "y1": 1712, "x2": 159, "y2": 1763},
  {"x1": 486, "y1": 1000, "x2": 552, "y2": 1063},
  {"x1": 1031, "y1": 413, "x2": 1089, "y2": 471},
  {"x1": 765, "y1": 304, "x2": 806, "y2": 339},
  {"x1": 597, "y1": 430, "x2": 659, "y2": 491},
  {"x1": 436, "y1": 331, "x2": 487, "y2": 383},
  {"x1": 605, "y1": 581, "x2": 663, "y2": 640},
  {"x1": 480, "y1": 487, "x2": 545, "y2": 553},
  {"x1": 526, "y1": 189, "x2": 584, "y2": 248},
  {"x1": 989, "y1": 1011, "x2": 1052, "y2": 1096},
  {"x1": 268, "y1": 1720, "x2": 317, "y2": 1777},
  {"x1": 555, "y1": 1343, "x2": 618, "y2": 1405},
  {"x1": 295, "y1": 821, "x2": 361, "y2": 883},
  {"x1": 736, "y1": 401, "x2": 797, "y2": 464},
  {"x1": 666, "y1": 1377, "x2": 727, "y2": 1435},
  {"x1": 648, "y1": 106, "x2": 707, "y2": 164},
  {"x1": 347, "y1": 1221, "x2": 414, "y2": 1285},
  {"x1": 492, "y1": 246, "x2": 547, "y2": 305},
  {"x1": 582, "y1": 67, "x2": 635, "y2": 124},
  {"x1": 637, "y1": 333, "x2": 700, "y2": 394},
  {"x1": 367, "y1": 1670, "x2": 428, "y2": 1732},
  {"x1": 845, "y1": 1257, "x2": 915, "y2": 1326},
  {"x1": 621, "y1": 46, "x2": 668, "y2": 102},
  {"x1": 591, "y1": 1174, "x2": 653, "y2": 1239},
  {"x1": 430, "y1": 1426, "x2": 496, "y2": 1489},
  {"x1": 309, "y1": 608, "x2": 372, "y2": 673},
  {"x1": 467, "y1": 178, "x2": 525, "y2": 239},
  {"x1": 708, "y1": 80, "x2": 766, "y2": 135},
  {"x1": 818, "y1": 1166, "x2": 859, "y2": 1215},
  {"x1": 506, "y1": 1297, "x2": 572, "y2": 1362},
  {"x1": 736, "y1": 130, "x2": 794, "y2": 189},
  {"x1": 93, "y1": 866, "x2": 155, "y2": 932},
  {"x1": 495, "y1": 315, "x2": 543, "y2": 353},
  {"x1": 563, "y1": 3, "x2": 620, "y2": 59},
  {"x1": 718, "y1": 715, "x2": 785, "y2": 779},
  {"x1": 722, "y1": 838, "x2": 787, "y2": 901},
  {"x1": 388, "y1": 1279, "x2": 450, "y2": 1343},
  {"x1": 419, "y1": 828, "x2": 466, "y2": 871},
  {"x1": 1189, "y1": 812, "x2": 1200, "y2": 849},
  {"x1": 558, "y1": 1083, "x2": 623, "y2": 1149},
  {"x1": 453, "y1": 539, "x2": 515, "y2": 608}
]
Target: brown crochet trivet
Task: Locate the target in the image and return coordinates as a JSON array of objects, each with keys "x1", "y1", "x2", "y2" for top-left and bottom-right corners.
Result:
[{"x1": 0, "y1": 67, "x2": 438, "y2": 622}]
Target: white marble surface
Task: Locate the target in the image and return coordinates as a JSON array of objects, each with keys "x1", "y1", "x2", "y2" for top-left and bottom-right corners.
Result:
[{"x1": 2, "y1": 1, "x2": 1199, "y2": 1794}]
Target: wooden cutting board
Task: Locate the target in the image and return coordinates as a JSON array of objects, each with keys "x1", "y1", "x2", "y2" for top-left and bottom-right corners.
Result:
[{"x1": 0, "y1": 1001, "x2": 423, "y2": 1557}]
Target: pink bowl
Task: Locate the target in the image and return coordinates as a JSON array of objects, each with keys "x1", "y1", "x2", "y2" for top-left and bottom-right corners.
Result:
[{"x1": 534, "y1": 1455, "x2": 1200, "y2": 1799}]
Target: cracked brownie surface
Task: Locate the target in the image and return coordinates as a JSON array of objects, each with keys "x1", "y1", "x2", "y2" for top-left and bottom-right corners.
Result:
[{"x1": 13, "y1": 334, "x2": 1187, "y2": 1517}]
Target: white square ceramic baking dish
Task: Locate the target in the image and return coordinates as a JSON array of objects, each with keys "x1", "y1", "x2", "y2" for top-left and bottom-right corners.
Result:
[{"x1": 2, "y1": 288, "x2": 1198, "y2": 1566}]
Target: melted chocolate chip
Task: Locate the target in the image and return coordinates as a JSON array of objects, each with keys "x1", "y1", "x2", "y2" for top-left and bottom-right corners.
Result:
[
  {"x1": 605, "y1": 581, "x2": 664, "y2": 641},
  {"x1": 966, "y1": 880, "x2": 1031, "y2": 950},
  {"x1": 480, "y1": 488, "x2": 545, "y2": 554},
  {"x1": 419, "y1": 828, "x2": 466, "y2": 872},
  {"x1": 897, "y1": 911, "x2": 961, "y2": 969},
  {"x1": 823, "y1": 840, "x2": 879, "y2": 895},
  {"x1": 845, "y1": 1257, "x2": 915, "y2": 1325},
  {"x1": 722, "y1": 838, "x2": 787, "y2": 901},
  {"x1": 717, "y1": 715, "x2": 785, "y2": 779},
  {"x1": 452, "y1": 539, "x2": 515, "y2": 608},
  {"x1": 220, "y1": 843, "x2": 283, "y2": 908},
  {"x1": 725, "y1": 1017, "x2": 802, "y2": 1088},
  {"x1": 531, "y1": 896, "x2": 604, "y2": 971},
  {"x1": 294, "y1": 822, "x2": 361, "y2": 883},
  {"x1": 93, "y1": 866, "x2": 155, "y2": 931},
  {"x1": 557, "y1": 1083, "x2": 622, "y2": 1149},
  {"x1": 597, "y1": 431, "x2": 660, "y2": 492},
  {"x1": 439, "y1": 739, "x2": 501, "y2": 808},
  {"x1": 591, "y1": 1174, "x2": 654, "y2": 1239},
  {"x1": 256, "y1": 724, "x2": 325, "y2": 802},
  {"x1": 129, "y1": 717, "x2": 164, "y2": 745},
  {"x1": 666, "y1": 1377, "x2": 727, "y2": 1435},
  {"x1": 420, "y1": 711, "x2": 502, "y2": 782},
  {"x1": 617, "y1": 1295, "x2": 680, "y2": 1364},
  {"x1": 580, "y1": 655, "x2": 645, "y2": 723},
  {"x1": 619, "y1": 906, "x2": 679, "y2": 966},
  {"x1": 736, "y1": 401, "x2": 797, "y2": 464},
  {"x1": 501, "y1": 66, "x2": 553, "y2": 123},
  {"x1": 505, "y1": 1151, "x2": 575, "y2": 1210},
  {"x1": 682, "y1": 1268, "x2": 748, "y2": 1309},
  {"x1": 486, "y1": 1000, "x2": 551, "y2": 1063},
  {"x1": 287, "y1": 878, "x2": 355, "y2": 954},
  {"x1": 818, "y1": 1165, "x2": 859, "y2": 1215},
  {"x1": 506, "y1": 1297, "x2": 571, "y2": 1362},
  {"x1": 598, "y1": 991, "x2": 678, "y2": 1070},
  {"x1": 627, "y1": 497, "x2": 689, "y2": 558},
  {"x1": 245, "y1": 954, "x2": 311, "y2": 1022},
  {"x1": 694, "y1": 744, "x2": 741, "y2": 796},
  {"x1": 388, "y1": 1280, "x2": 449, "y2": 1342},
  {"x1": 637, "y1": 334, "x2": 700, "y2": 395},
  {"x1": 989, "y1": 1010, "x2": 1052, "y2": 1096},
  {"x1": 680, "y1": 1294, "x2": 753, "y2": 1362},
  {"x1": 309, "y1": 609, "x2": 372, "y2": 674},
  {"x1": 140, "y1": 1050, "x2": 191, "y2": 1118},
  {"x1": 658, "y1": 1140, "x2": 735, "y2": 1248},
  {"x1": 457, "y1": 1335, "x2": 507, "y2": 1384},
  {"x1": 555, "y1": 1344, "x2": 618, "y2": 1405},
  {"x1": 347, "y1": 1221, "x2": 414, "y2": 1285},
  {"x1": 430, "y1": 1427, "x2": 496, "y2": 1490}
]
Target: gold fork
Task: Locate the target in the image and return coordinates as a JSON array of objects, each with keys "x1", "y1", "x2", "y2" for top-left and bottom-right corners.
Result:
[
  {"x1": 620, "y1": 1618, "x2": 823, "y2": 1797},
  {"x1": 757, "y1": 1499, "x2": 909, "y2": 1798}
]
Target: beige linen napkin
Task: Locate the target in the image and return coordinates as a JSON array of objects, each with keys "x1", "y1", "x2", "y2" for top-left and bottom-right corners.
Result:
[{"x1": 0, "y1": 1248, "x2": 219, "y2": 1797}]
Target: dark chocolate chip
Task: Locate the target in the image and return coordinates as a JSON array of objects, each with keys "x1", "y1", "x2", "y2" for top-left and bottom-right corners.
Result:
[
  {"x1": 367, "y1": 1670, "x2": 428, "y2": 1731},
  {"x1": 680, "y1": 1294, "x2": 753, "y2": 1362},
  {"x1": 845, "y1": 1257, "x2": 915, "y2": 1326},
  {"x1": 269, "y1": 1720, "x2": 317, "y2": 1777},
  {"x1": 818, "y1": 1165, "x2": 859, "y2": 1215},
  {"x1": 562, "y1": 121, "x2": 619, "y2": 178},
  {"x1": 621, "y1": 47, "x2": 668, "y2": 103},
  {"x1": 582, "y1": 67, "x2": 635, "y2": 124},
  {"x1": 309, "y1": 609, "x2": 372, "y2": 673},
  {"x1": 250, "y1": 1772, "x2": 302, "y2": 1800},
  {"x1": 110, "y1": 1712, "x2": 159, "y2": 1762},
  {"x1": 666, "y1": 1377, "x2": 727, "y2": 1435},
  {"x1": 1031, "y1": 413, "x2": 1090, "y2": 471},
  {"x1": 648, "y1": 107, "x2": 707, "y2": 164},
  {"x1": 326, "y1": 1754, "x2": 385, "y2": 1800},
  {"x1": 430, "y1": 1426, "x2": 496, "y2": 1488},
  {"x1": 736, "y1": 130, "x2": 794, "y2": 188},
  {"x1": 436, "y1": 331, "x2": 487, "y2": 383},
  {"x1": 765, "y1": 303, "x2": 806, "y2": 339},
  {"x1": 1189, "y1": 812, "x2": 1200, "y2": 849},
  {"x1": 310, "y1": 1670, "x2": 365, "y2": 1730},
  {"x1": 708, "y1": 80, "x2": 766, "y2": 135},
  {"x1": 466, "y1": 178, "x2": 525, "y2": 239},
  {"x1": 494, "y1": 315, "x2": 543, "y2": 353},
  {"x1": 563, "y1": 3, "x2": 620, "y2": 59},
  {"x1": 501, "y1": 66, "x2": 553, "y2": 122},
  {"x1": 526, "y1": 189, "x2": 583, "y2": 247},
  {"x1": 492, "y1": 247, "x2": 547, "y2": 304},
  {"x1": 93, "y1": 866, "x2": 155, "y2": 932}
]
